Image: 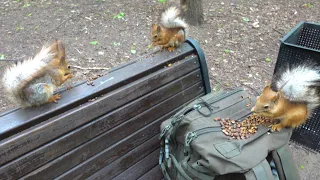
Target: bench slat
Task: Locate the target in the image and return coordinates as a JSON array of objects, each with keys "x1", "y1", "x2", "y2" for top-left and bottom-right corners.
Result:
[
  {"x1": 88, "y1": 148, "x2": 159, "y2": 180},
  {"x1": 137, "y1": 165, "x2": 164, "y2": 180},
  {"x1": 54, "y1": 83, "x2": 204, "y2": 180},
  {"x1": 0, "y1": 55, "x2": 200, "y2": 167},
  {"x1": 0, "y1": 43, "x2": 194, "y2": 140},
  {"x1": 18, "y1": 71, "x2": 202, "y2": 180},
  {"x1": 112, "y1": 149, "x2": 160, "y2": 180},
  {"x1": 0, "y1": 71, "x2": 202, "y2": 179}
]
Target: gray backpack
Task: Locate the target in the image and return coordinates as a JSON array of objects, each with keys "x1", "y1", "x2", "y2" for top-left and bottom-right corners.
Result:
[{"x1": 159, "y1": 88, "x2": 300, "y2": 180}]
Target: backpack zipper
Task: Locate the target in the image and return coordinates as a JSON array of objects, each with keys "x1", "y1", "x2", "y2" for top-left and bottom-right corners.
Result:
[{"x1": 184, "y1": 127, "x2": 221, "y2": 155}]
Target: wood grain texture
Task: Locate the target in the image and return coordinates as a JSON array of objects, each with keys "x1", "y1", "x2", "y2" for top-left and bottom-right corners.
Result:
[
  {"x1": 112, "y1": 149, "x2": 160, "y2": 180},
  {"x1": 19, "y1": 72, "x2": 202, "y2": 180},
  {"x1": 0, "y1": 43, "x2": 194, "y2": 140},
  {"x1": 0, "y1": 71, "x2": 202, "y2": 179},
  {"x1": 137, "y1": 165, "x2": 164, "y2": 180},
  {"x1": 0, "y1": 56, "x2": 200, "y2": 168},
  {"x1": 54, "y1": 83, "x2": 204, "y2": 180}
]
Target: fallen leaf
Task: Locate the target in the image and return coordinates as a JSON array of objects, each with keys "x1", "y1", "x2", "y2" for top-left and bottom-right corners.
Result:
[
  {"x1": 224, "y1": 49, "x2": 231, "y2": 54},
  {"x1": 113, "y1": 12, "x2": 125, "y2": 19},
  {"x1": 265, "y1": 58, "x2": 271, "y2": 62},
  {"x1": 90, "y1": 41, "x2": 98, "y2": 45},
  {"x1": 158, "y1": 0, "x2": 166, "y2": 3},
  {"x1": 0, "y1": 54, "x2": 5, "y2": 60},
  {"x1": 113, "y1": 42, "x2": 121, "y2": 46},
  {"x1": 300, "y1": 165, "x2": 305, "y2": 169},
  {"x1": 130, "y1": 49, "x2": 136, "y2": 54},
  {"x1": 242, "y1": 17, "x2": 249, "y2": 22},
  {"x1": 252, "y1": 22, "x2": 259, "y2": 28},
  {"x1": 131, "y1": 43, "x2": 137, "y2": 54},
  {"x1": 303, "y1": 3, "x2": 313, "y2": 8},
  {"x1": 23, "y1": 3, "x2": 31, "y2": 8}
]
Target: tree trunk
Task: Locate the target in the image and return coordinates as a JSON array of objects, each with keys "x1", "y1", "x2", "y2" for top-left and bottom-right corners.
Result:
[{"x1": 180, "y1": 0, "x2": 204, "y2": 26}]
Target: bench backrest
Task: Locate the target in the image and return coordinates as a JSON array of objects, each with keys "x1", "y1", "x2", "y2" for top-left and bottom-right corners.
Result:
[{"x1": 0, "y1": 38, "x2": 210, "y2": 179}]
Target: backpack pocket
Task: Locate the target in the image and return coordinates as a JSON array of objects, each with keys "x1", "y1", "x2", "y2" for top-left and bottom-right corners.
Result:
[{"x1": 214, "y1": 126, "x2": 270, "y2": 158}]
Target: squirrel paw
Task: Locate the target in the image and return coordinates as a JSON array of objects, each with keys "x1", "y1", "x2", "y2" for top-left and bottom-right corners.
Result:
[
  {"x1": 167, "y1": 47, "x2": 175, "y2": 52},
  {"x1": 64, "y1": 73, "x2": 73, "y2": 80},
  {"x1": 270, "y1": 124, "x2": 283, "y2": 132},
  {"x1": 48, "y1": 94, "x2": 61, "y2": 103}
]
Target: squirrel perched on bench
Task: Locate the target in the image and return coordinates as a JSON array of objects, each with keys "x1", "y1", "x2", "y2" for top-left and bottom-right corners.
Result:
[
  {"x1": 251, "y1": 63, "x2": 320, "y2": 132},
  {"x1": 2, "y1": 40, "x2": 73, "y2": 108},
  {"x1": 151, "y1": 6, "x2": 189, "y2": 52}
]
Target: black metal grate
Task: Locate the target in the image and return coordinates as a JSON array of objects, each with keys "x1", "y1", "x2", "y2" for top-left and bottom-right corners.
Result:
[
  {"x1": 297, "y1": 27, "x2": 320, "y2": 50},
  {"x1": 273, "y1": 22, "x2": 320, "y2": 152}
]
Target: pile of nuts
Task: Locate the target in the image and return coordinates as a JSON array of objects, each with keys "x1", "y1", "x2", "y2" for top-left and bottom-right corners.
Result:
[
  {"x1": 86, "y1": 74, "x2": 103, "y2": 86},
  {"x1": 214, "y1": 114, "x2": 277, "y2": 140}
]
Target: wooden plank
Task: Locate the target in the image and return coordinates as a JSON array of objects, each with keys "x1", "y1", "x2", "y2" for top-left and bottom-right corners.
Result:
[
  {"x1": 54, "y1": 84, "x2": 204, "y2": 180},
  {"x1": 89, "y1": 149, "x2": 161, "y2": 180},
  {"x1": 137, "y1": 165, "x2": 164, "y2": 180},
  {"x1": 0, "y1": 44, "x2": 195, "y2": 140},
  {"x1": 0, "y1": 72, "x2": 202, "y2": 179},
  {"x1": 112, "y1": 149, "x2": 160, "y2": 180},
  {"x1": 57, "y1": 123, "x2": 161, "y2": 180},
  {"x1": 18, "y1": 72, "x2": 202, "y2": 180},
  {"x1": 0, "y1": 56, "x2": 200, "y2": 167}
]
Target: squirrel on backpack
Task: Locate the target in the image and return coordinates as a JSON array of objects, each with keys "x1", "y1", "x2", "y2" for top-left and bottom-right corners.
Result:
[
  {"x1": 151, "y1": 6, "x2": 189, "y2": 52},
  {"x1": 2, "y1": 40, "x2": 73, "y2": 108},
  {"x1": 251, "y1": 63, "x2": 320, "y2": 132}
]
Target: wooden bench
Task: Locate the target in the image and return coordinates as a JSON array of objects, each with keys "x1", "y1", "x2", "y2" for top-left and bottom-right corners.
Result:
[{"x1": 0, "y1": 38, "x2": 211, "y2": 180}]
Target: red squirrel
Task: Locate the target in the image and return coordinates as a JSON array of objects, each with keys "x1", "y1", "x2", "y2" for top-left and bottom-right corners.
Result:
[
  {"x1": 151, "y1": 7, "x2": 189, "y2": 52},
  {"x1": 2, "y1": 40, "x2": 73, "y2": 107},
  {"x1": 251, "y1": 63, "x2": 320, "y2": 131}
]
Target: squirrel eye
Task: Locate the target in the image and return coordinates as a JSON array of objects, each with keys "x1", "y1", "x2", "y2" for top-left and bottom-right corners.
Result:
[
  {"x1": 67, "y1": 65, "x2": 71, "y2": 69},
  {"x1": 264, "y1": 105, "x2": 269, "y2": 109},
  {"x1": 154, "y1": 35, "x2": 158, "y2": 38}
]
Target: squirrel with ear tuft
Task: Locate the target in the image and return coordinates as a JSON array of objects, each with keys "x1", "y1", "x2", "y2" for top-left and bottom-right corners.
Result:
[
  {"x1": 251, "y1": 63, "x2": 320, "y2": 132},
  {"x1": 2, "y1": 40, "x2": 73, "y2": 108},
  {"x1": 151, "y1": 7, "x2": 189, "y2": 52}
]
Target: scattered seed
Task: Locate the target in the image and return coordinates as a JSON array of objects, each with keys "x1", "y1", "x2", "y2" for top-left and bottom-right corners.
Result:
[{"x1": 217, "y1": 114, "x2": 277, "y2": 140}]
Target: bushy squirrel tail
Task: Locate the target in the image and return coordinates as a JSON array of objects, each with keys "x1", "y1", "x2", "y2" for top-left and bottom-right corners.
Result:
[
  {"x1": 2, "y1": 44, "x2": 54, "y2": 107},
  {"x1": 161, "y1": 6, "x2": 189, "y2": 38},
  {"x1": 271, "y1": 62, "x2": 320, "y2": 110}
]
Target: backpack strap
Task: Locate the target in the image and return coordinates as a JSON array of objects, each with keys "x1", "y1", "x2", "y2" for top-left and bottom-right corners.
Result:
[
  {"x1": 160, "y1": 163, "x2": 172, "y2": 180},
  {"x1": 160, "y1": 154, "x2": 193, "y2": 180},
  {"x1": 245, "y1": 159, "x2": 274, "y2": 180},
  {"x1": 272, "y1": 144, "x2": 301, "y2": 180}
]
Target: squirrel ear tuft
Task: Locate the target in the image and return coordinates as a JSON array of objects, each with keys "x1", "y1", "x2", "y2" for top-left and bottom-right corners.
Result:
[
  {"x1": 273, "y1": 92, "x2": 280, "y2": 103},
  {"x1": 157, "y1": 25, "x2": 161, "y2": 33},
  {"x1": 52, "y1": 40, "x2": 65, "y2": 52},
  {"x1": 56, "y1": 40, "x2": 65, "y2": 53}
]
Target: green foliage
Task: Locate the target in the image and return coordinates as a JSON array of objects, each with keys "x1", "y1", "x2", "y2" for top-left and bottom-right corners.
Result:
[
  {"x1": 158, "y1": 0, "x2": 166, "y2": 4},
  {"x1": 90, "y1": 41, "x2": 98, "y2": 45},
  {"x1": 113, "y1": 12, "x2": 125, "y2": 19},
  {"x1": 23, "y1": 3, "x2": 31, "y2": 8},
  {"x1": 242, "y1": 17, "x2": 249, "y2": 22},
  {"x1": 0, "y1": 54, "x2": 5, "y2": 60}
]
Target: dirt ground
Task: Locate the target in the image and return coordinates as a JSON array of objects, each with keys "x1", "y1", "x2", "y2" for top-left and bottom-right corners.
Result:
[{"x1": 0, "y1": 0, "x2": 319, "y2": 179}]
